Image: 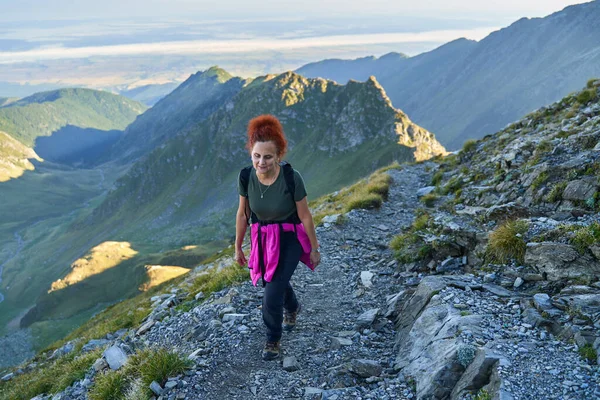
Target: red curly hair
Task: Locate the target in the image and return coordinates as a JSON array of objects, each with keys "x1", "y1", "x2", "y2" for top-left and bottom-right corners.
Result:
[{"x1": 246, "y1": 114, "x2": 287, "y2": 158}]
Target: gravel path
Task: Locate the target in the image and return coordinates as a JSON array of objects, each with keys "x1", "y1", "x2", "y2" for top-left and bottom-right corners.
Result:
[{"x1": 141, "y1": 165, "x2": 430, "y2": 399}]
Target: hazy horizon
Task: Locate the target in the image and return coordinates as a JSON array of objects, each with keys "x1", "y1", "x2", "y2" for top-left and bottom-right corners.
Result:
[{"x1": 0, "y1": 0, "x2": 592, "y2": 96}]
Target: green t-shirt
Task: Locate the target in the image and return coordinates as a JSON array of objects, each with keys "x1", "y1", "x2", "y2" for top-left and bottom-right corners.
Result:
[{"x1": 238, "y1": 166, "x2": 307, "y2": 222}]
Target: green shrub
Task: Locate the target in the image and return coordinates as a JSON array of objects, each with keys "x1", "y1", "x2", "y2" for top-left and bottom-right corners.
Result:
[
  {"x1": 587, "y1": 78, "x2": 599, "y2": 89},
  {"x1": 365, "y1": 174, "x2": 392, "y2": 200},
  {"x1": 86, "y1": 347, "x2": 191, "y2": 399},
  {"x1": 486, "y1": 219, "x2": 528, "y2": 264},
  {"x1": 577, "y1": 88, "x2": 598, "y2": 104},
  {"x1": 441, "y1": 176, "x2": 463, "y2": 195},
  {"x1": 462, "y1": 139, "x2": 478, "y2": 153},
  {"x1": 134, "y1": 348, "x2": 191, "y2": 391},
  {"x1": 420, "y1": 193, "x2": 439, "y2": 207},
  {"x1": 547, "y1": 182, "x2": 567, "y2": 203},
  {"x1": 431, "y1": 170, "x2": 444, "y2": 186},
  {"x1": 531, "y1": 171, "x2": 549, "y2": 191},
  {"x1": 412, "y1": 211, "x2": 431, "y2": 231},
  {"x1": 579, "y1": 343, "x2": 598, "y2": 364},
  {"x1": 565, "y1": 109, "x2": 577, "y2": 119},
  {"x1": 571, "y1": 222, "x2": 600, "y2": 254},
  {"x1": 475, "y1": 389, "x2": 492, "y2": 400}
]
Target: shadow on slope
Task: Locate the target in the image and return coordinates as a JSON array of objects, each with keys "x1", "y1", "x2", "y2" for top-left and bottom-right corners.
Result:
[
  {"x1": 17, "y1": 239, "x2": 227, "y2": 349},
  {"x1": 34, "y1": 125, "x2": 122, "y2": 167}
]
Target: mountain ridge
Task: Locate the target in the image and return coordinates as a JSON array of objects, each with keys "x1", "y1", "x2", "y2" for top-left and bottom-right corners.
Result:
[{"x1": 296, "y1": 1, "x2": 600, "y2": 149}]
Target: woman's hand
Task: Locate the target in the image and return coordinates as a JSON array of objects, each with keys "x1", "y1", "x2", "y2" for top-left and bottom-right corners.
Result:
[
  {"x1": 310, "y1": 250, "x2": 321, "y2": 267},
  {"x1": 235, "y1": 248, "x2": 247, "y2": 266}
]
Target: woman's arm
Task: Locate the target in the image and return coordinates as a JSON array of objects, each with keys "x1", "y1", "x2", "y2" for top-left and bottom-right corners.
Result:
[
  {"x1": 235, "y1": 195, "x2": 250, "y2": 266},
  {"x1": 296, "y1": 197, "x2": 320, "y2": 266}
]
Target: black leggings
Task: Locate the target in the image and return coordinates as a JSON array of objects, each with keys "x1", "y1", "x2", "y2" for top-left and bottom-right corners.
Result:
[{"x1": 262, "y1": 231, "x2": 302, "y2": 342}]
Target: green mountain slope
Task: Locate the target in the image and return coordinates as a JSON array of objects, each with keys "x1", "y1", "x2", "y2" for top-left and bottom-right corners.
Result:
[
  {"x1": 297, "y1": 1, "x2": 600, "y2": 149},
  {"x1": 110, "y1": 66, "x2": 245, "y2": 162},
  {"x1": 0, "y1": 88, "x2": 147, "y2": 147}
]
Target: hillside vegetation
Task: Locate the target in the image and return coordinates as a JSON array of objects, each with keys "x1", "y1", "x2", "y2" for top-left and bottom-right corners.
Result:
[{"x1": 0, "y1": 88, "x2": 146, "y2": 147}]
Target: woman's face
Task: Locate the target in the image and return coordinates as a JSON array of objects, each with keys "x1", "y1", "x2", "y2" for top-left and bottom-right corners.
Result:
[{"x1": 252, "y1": 141, "x2": 279, "y2": 175}]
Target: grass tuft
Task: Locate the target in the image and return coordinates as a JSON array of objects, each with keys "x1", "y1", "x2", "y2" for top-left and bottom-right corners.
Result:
[
  {"x1": 420, "y1": 193, "x2": 439, "y2": 207},
  {"x1": 571, "y1": 222, "x2": 600, "y2": 254},
  {"x1": 0, "y1": 348, "x2": 102, "y2": 400},
  {"x1": 89, "y1": 370, "x2": 128, "y2": 400},
  {"x1": 188, "y1": 261, "x2": 248, "y2": 299},
  {"x1": 461, "y1": 139, "x2": 477, "y2": 153},
  {"x1": 486, "y1": 219, "x2": 528, "y2": 264},
  {"x1": 579, "y1": 343, "x2": 598, "y2": 364}
]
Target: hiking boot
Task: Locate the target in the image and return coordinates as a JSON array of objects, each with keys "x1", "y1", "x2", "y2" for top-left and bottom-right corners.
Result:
[
  {"x1": 283, "y1": 303, "x2": 301, "y2": 332},
  {"x1": 262, "y1": 340, "x2": 280, "y2": 361}
]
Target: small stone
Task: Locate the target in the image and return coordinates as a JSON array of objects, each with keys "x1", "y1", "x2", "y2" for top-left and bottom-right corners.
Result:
[
  {"x1": 305, "y1": 387, "x2": 323, "y2": 395},
  {"x1": 221, "y1": 313, "x2": 247, "y2": 323},
  {"x1": 164, "y1": 381, "x2": 178, "y2": 390},
  {"x1": 92, "y1": 358, "x2": 108, "y2": 372},
  {"x1": 453, "y1": 304, "x2": 469, "y2": 310},
  {"x1": 283, "y1": 356, "x2": 300, "y2": 372},
  {"x1": 524, "y1": 273, "x2": 543, "y2": 282},
  {"x1": 103, "y1": 346, "x2": 128, "y2": 370},
  {"x1": 1, "y1": 373, "x2": 13, "y2": 381},
  {"x1": 330, "y1": 337, "x2": 353, "y2": 349},
  {"x1": 513, "y1": 277, "x2": 524, "y2": 288},
  {"x1": 348, "y1": 359, "x2": 382, "y2": 378},
  {"x1": 194, "y1": 292, "x2": 205, "y2": 301},
  {"x1": 136, "y1": 319, "x2": 155, "y2": 336},
  {"x1": 150, "y1": 381, "x2": 163, "y2": 396},
  {"x1": 356, "y1": 309, "x2": 379, "y2": 329},
  {"x1": 360, "y1": 271, "x2": 375, "y2": 288}
]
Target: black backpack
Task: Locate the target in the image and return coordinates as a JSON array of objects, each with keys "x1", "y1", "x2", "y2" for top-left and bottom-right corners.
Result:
[{"x1": 239, "y1": 161, "x2": 299, "y2": 224}]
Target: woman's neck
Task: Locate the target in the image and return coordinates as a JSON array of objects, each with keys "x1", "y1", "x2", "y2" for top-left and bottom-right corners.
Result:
[{"x1": 257, "y1": 164, "x2": 280, "y2": 182}]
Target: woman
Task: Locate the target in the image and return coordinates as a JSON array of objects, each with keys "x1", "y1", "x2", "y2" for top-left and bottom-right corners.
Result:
[{"x1": 235, "y1": 114, "x2": 320, "y2": 361}]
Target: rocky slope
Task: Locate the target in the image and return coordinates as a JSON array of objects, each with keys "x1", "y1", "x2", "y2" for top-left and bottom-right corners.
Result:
[
  {"x1": 5, "y1": 129, "x2": 600, "y2": 398},
  {"x1": 297, "y1": 1, "x2": 600, "y2": 149}
]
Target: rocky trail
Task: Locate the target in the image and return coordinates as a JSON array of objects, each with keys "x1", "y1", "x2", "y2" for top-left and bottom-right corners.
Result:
[{"x1": 10, "y1": 161, "x2": 600, "y2": 399}]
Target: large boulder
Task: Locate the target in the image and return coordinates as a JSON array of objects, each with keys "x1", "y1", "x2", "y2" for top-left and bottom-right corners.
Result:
[
  {"x1": 562, "y1": 178, "x2": 597, "y2": 201},
  {"x1": 394, "y1": 276, "x2": 488, "y2": 399},
  {"x1": 524, "y1": 242, "x2": 600, "y2": 281}
]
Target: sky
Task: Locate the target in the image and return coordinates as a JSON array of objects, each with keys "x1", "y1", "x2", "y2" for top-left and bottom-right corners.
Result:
[{"x1": 0, "y1": 0, "x2": 591, "y2": 21}]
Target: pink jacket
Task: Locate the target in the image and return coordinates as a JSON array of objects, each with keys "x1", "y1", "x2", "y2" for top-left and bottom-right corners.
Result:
[{"x1": 248, "y1": 223, "x2": 315, "y2": 286}]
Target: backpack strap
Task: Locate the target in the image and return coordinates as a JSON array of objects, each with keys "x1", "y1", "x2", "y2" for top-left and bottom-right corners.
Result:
[
  {"x1": 239, "y1": 166, "x2": 253, "y2": 225},
  {"x1": 239, "y1": 165, "x2": 252, "y2": 197},
  {"x1": 280, "y1": 161, "x2": 301, "y2": 224},
  {"x1": 280, "y1": 161, "x2": 296, "y2": 201}
]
